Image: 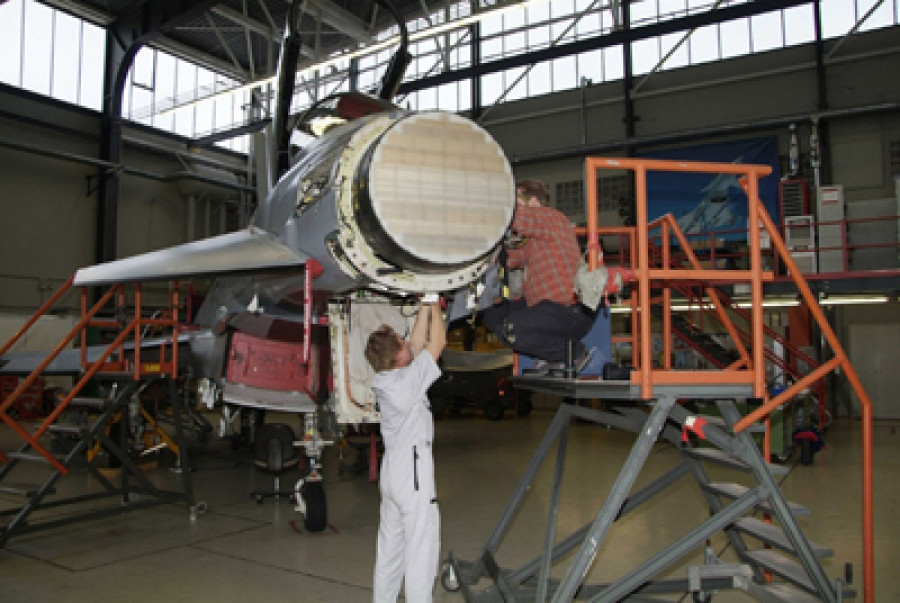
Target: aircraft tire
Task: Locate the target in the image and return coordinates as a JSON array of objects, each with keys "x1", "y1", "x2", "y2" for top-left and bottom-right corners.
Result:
[{"x1": 302, "y1": 480, "x2": 327, "y2": 532}]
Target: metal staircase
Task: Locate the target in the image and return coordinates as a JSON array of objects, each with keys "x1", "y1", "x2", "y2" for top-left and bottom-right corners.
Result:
[
  {"x1": 0, "y1": 278, "x2": 202, "y2": 547},
  {"x1": 443, "y1": 399, "x2": 854, "y2": 602},
  {"x1": 679, "y1": 399, "x2": 852, "y2": 602},
  {"x1": 653, "y1": 307, "x2": 742, "y2": 368},
  {"x1": 645, "y1": 242, "x2": 827, "y2": 424},
  {"x1": 456, "y1": 157, "x2": 876, "y2": 601}
]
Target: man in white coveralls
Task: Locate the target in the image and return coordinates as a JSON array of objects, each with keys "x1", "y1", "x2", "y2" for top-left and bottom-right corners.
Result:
[{"x1": 365, "y1": 299, "x2": 446, "y2": 603}]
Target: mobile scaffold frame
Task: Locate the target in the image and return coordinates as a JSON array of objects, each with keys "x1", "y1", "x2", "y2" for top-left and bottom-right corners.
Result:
[{"x1": 443, "y1": 157, "x2": 875, "y2": 603}]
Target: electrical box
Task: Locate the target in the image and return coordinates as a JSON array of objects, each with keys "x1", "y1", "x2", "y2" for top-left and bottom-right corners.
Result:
[
  {"x1": 789, "y1": 251, "x2": 818, "y2": 275},
  {"x1": 817, "y1": 185, "x2": 846, "y2": 273},
  {"x1": 779, "y1": 178, "x2": 810, "y2": 223},
  {"x1": 784, "y1": 215, "x2": 815, "y2": 250}
]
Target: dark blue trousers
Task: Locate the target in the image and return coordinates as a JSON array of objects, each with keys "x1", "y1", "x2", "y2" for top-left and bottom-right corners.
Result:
[{"x1": 482, "y1": 299, "x2": 595, "y2": 364}]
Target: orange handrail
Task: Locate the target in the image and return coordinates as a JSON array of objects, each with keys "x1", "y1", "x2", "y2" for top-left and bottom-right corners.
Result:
[
  {"x1": 645, "y1": 232, "x2": 827, "y2": 415},
  {"x1": 583, "y1": 156, "x2": 875, "y2": 603},
  {"x1": 0, "y1": 285, "x2": 120, "y2": 418},
  {"x1": 0, "y1": 278, "x2": 186, "y2": 474},
  {"x1": 0, "y1": 277, "x2": 75, "y2": 358}
]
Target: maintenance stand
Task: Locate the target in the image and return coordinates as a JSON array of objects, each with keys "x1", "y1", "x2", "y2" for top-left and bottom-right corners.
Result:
[{"x1": 439, "y1": 157, "x2": 875, "y2": 603}]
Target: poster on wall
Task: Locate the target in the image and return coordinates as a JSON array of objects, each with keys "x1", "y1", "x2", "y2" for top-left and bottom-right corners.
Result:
[{"x1": 640, "y1": 136, "x2": 781, "y2": 241}]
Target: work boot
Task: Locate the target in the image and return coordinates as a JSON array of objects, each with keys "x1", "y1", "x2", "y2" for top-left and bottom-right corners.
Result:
[
  {"x1": 522, "y1": 359, "x2": 564, "y2": 376},
  {"x1": 550, "y1": 347, "x2": 594, "y2": 378}
]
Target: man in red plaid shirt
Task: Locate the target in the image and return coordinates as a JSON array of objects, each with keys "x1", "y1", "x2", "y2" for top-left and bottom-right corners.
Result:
[{"x1": 482, "y1": 180, "x2": 595, "y2": 376}]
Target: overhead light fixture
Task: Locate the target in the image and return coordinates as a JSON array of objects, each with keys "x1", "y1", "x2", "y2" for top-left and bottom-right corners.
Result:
[
  {"x1": 609, "y1": 304, "x2": 633, "y2": 314},
  {"x1": 818, "y1": 295, "x2": 889, "y2": 306},
  {"x1": 733, "y1": 298, "x2": 800, "y2": 309},
  {"x1": 608, "y1": 294, "x2": 890, "y2": 315},
  {"x1": 308, "y1": 115, "x2": 347, "y2": 136}
]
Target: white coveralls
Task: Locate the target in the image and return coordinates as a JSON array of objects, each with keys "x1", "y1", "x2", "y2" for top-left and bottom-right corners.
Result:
[{"x1": 371, "y1": 350, "x2": 442, "y2": 603}]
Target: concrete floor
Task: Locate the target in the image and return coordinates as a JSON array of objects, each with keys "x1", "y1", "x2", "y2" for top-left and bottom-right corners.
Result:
[{"x1": 0, "y1": 404, "x2": 896, "y2": 602}]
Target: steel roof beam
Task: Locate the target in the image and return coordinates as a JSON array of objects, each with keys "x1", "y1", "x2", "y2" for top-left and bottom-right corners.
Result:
[
  {"x1": 303, "y1": 0, "x2": 372, "y2": 43},
  {"x1": 398, "y1": 0, "x2": 810, "y2": 94},
  {"x1": 151, "y1": 36, "x2": 250, "y2": 82}
]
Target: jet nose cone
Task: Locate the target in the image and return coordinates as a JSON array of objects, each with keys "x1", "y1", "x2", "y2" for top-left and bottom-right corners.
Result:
[{"x1": 360, "y1": 112, "x2": 516, "y2": 270}]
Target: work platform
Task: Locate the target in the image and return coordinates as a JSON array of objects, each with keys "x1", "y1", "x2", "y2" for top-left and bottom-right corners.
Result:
[
  {"x1": 513, "y1": 375, "x2": 755, "y2": 403},
  {"x1": 442, "y1": 156, "x2": 875, "y2": 602}
]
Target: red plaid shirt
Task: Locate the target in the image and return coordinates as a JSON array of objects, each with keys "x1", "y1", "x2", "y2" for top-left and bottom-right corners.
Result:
[{"x1": 506, "y1": 205, "x2": 581, "y2": 307}]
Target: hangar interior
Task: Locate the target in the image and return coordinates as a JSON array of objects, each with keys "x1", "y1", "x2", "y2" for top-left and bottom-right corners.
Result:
[{"x1": 0, "y1": 1, "x2": 899, "y2": 602}]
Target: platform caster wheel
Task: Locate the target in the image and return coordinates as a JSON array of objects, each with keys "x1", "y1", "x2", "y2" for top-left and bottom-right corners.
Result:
[
  {"x1": 440, "y1": 562, "x2": 460, "y2": 592},
  {"x1": 800, "y1": 439, "x2": 814, "y2": 465},
  {"x1": 692, "y1": 592, "x2": 712, "y2": 603}
]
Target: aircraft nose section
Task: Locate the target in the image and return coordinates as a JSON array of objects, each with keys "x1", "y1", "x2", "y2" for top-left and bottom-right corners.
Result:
[{"x1": 355, "y1": 112, "x2": 515, "y2": 272}]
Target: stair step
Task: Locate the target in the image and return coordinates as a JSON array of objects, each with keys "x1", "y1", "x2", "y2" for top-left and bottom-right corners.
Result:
[
  {"x1": 752, "y1": 582, "x2": 829, "y2": 603},
  {"x1": 68, "y1": 396, "x2": 108, "y2": 409},
  {"x1": 742, "y1": 549, "x2": 817, "y2": 593},
  {"x1": 6, "y1": 451, "x2": 66, "y2": 464},
  {"x1": 0, "y1": 482, "x2": 55, "y2": 497},
  {"x1": 47, "y1": 423, "x2": 85, "y2": 435},
  {"x1": 733, "y1": 517, "x2": 833, "y2": 558},
  {"x1": 683, "y1": 447, "x2": 789, "y2": 476},
  {"x1": 688, "y1": 562, "x2": 753, "y2": 592},
  {"x1": 89, "y1": 372, "x2": 136, "y2": 380},
  {"x1": 702, "y1": 482, "x2": 810, "y2": 516},
  {"x1": 693, "y1": 414, "x2": 766, "y2": 434}
]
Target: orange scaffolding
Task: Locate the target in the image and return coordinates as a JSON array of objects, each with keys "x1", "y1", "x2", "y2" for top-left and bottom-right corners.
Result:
[
  {"x1": 0, "y1": 280, "x2": 184, "y2": 473},
  {"x1": 580, "y1": 156, "x2": 875, "y2": 603}
]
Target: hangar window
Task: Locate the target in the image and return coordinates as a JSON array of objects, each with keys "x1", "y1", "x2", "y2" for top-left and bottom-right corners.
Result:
[
  {"x1": 554, "y1": 174, "x2": 632, "y2": 227},
  {"x1": 556, "y1": 180, "x2": 585, "y2": 225},
  {"x1": 1, "y1": 0, "x2": 897, "y2": 155}
]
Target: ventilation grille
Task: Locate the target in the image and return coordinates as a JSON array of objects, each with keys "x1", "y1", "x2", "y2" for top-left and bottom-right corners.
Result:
[{"x1": 779, "y1": 179, "x2": 809, "y2": 219}]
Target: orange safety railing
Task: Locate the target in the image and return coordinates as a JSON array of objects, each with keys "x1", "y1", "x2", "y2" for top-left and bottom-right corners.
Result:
[
  {"x1": 583, "y1": 156, "x2": 875, "y2": 603},
  {"x1": 0, "y1": 279, "x2": 184, "y2": 474},
  {"x1": 592, "y1": 230, "x2": 829, "y2": 427},
  {"x1": 643, "y1": 238, "x2": 828, "y2": 424}
]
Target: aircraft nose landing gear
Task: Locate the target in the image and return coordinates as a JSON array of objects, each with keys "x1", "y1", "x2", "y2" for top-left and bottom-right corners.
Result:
[{"x1": 292, "y1": 475, "x2": 327, "y2": 532}]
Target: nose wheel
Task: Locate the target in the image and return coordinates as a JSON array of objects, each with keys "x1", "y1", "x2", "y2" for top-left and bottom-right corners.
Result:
[{"x1": 294, "y1": 477, "x2": 327, "y2": 531}]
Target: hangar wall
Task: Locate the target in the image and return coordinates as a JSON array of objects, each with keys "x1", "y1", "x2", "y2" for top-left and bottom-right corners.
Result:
[
  {"x1": 0, "y1": 86, "x2": 249, "y2": 312},
  {"x1": 493, "y1": 26, "x2": 900, "y2": 208}
]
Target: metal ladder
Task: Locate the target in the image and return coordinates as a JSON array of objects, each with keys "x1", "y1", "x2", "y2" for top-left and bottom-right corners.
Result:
[
  {"x1": 0, "y1": 278, "x2": 201, "y2": 547},
  {"x1": 0, "y1": 377, "x2": 201, "y2": 547},
  {"x1": 443, "y1": 399, "x2": 853, "y2": 602}
]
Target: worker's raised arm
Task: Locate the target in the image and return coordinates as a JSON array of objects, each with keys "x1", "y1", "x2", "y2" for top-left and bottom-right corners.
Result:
[
  {"x1": 408, "y1": 301, "x2": 432, "y2": 355},
  {"x1": 424, "y1": 303, "x2": 446, "y2": 362}
]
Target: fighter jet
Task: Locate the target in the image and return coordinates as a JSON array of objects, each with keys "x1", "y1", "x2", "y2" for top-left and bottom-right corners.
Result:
[{"x1": 0, "y1": 0, "x2": 516, "y2": 530}]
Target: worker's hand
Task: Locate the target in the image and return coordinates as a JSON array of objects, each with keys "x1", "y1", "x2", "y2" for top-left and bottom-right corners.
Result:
[{"x1": 505, "y1": 233, "x2": 529, "y2": 249}]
